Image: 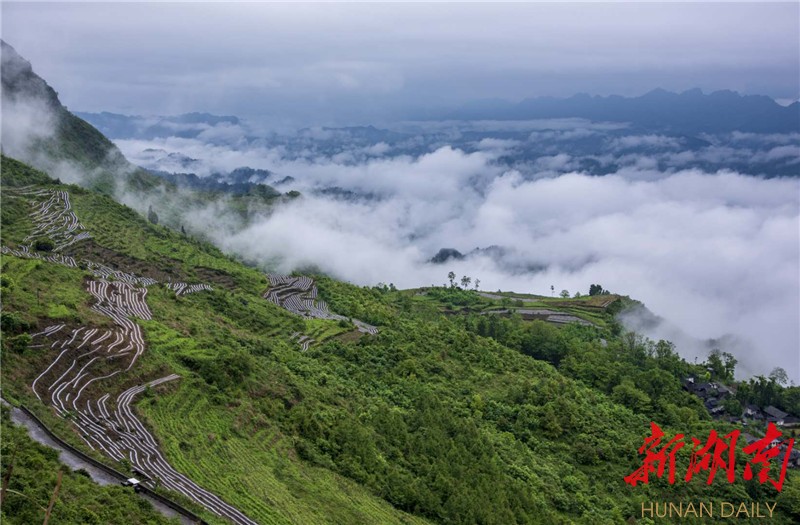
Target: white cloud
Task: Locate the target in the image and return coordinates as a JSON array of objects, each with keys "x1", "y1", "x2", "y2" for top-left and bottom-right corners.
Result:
[
  {"x1": 105, "y1": 127, "x2": 800, "y2": 382},
  {"x1": 761, "y1": 145, "x2": 800, "y2": 163},
  {"x1": 611, "y1": 134, "x2": 681, "y2": 150},
  {"x1": 0, "y1": 94, "x2": 56, "y2": 158}
]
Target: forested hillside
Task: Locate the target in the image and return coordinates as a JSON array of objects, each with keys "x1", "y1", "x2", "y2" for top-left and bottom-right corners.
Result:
[{"x1": 2, "y1": 155, "x2": 798, "y2": 524}]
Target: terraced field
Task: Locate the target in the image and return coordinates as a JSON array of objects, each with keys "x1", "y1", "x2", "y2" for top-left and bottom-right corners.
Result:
[
  {"x1": 3, "y1": 183, "x2": 406, "y2": 524},
  {"x1": 21, "y1": 187, "x2": 92, "y2": 250},
  {"x1": 139, "y1": 385, "x2": 433, "y2": 525},
  {"x1": 479, "y1": 308, "x2": 596, "y2": 327},
  {"x1": 264, "y1": 275, "x2": 378, "y2": 352},
  {"x1": 2, "y1": 186, "x2": 264, "y2": 524},
  {"x1": 167, "y1": 282, "x2": 215, "y2": 296}
]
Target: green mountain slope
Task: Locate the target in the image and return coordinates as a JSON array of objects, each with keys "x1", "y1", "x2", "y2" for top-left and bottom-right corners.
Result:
[
  {"x1": 0, "y1": 406, "x2": 177, "y2": 525},
  {"x1": 1, "y1": 40, "x2": 284, "y2": 237},
  {"x1": 0, "y1": 156, "x2": 430, "y2": 525},
  {"x1": 1, "y1": 40, "x2": 163, "y2": 195},
  {"x1": 2, "y1": 156, "x2": 798, "y2": 524}
]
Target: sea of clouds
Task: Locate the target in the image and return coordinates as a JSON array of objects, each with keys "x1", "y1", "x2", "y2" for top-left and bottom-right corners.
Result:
[
  {"x1": 110, "y1": 120, "x2": 800, "y2": 382},
  {"x1": 3, "y1": 97, "x2": 798, "y2": 382}
]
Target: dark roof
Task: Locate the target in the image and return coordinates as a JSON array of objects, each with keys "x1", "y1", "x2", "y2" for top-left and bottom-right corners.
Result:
[
  {"x1": 764, "y1": 406, "x2": 789, "y2": 419},
  {"x1": 742, "y1": 433, "x2": 760, "y2": 444},
  {"x1": 744, "y1": 404, "x2": 764, "y2": 417}
]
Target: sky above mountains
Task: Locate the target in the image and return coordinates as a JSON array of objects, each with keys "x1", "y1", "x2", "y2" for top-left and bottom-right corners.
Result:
[{"x1": 3, "y1": 2, "x2": 798, "y2": 127}]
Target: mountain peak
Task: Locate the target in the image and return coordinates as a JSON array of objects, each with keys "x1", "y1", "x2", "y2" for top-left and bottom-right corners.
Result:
[
  {"x1": 680, "y1": 88, "x2": 704, "y2": 97},
  {"x1": 1, "y1": 40, "x2": 60, "y2": 109},
  {"x1": 641, "y1": 88, "x2": 672, "y2": 99},
  {"x1": 1, "y1": 40, "x2": 31, "y2": 77}
]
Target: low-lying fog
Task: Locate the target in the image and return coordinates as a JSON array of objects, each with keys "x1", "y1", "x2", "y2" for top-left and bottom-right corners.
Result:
[
  {"x1": 5, "y1": 98, "x2": 798, "y2": 382},
  {"x1": 108, "y1": 118, "x2": 800, "y2": 382}
]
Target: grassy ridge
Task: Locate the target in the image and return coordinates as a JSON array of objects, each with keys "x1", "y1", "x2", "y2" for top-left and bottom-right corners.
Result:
[
  {"x1": 70, "y1": 191, "x2": 267, "y2": 292},
  {"x1": 138, "y1": 273, "x2": 692, "y2": 524},
  {"x1": 134, "y1": 270, "x2": 431, "y2": 524},
  {"x1": 0, "y1": 256, "x2": 109, "y2": 328}
]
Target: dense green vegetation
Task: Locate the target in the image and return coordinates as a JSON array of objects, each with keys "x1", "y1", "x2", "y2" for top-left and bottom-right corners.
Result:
[
  {"x1": 70, "y1": 190, "x2": 269, "y2": 291},
  {"x1": 0, "y1": 407, "x2": 177, "y2": 525},
  {"x1": 736, "y1": 375, "x2": 800, "y2": 421},
  {"x1": 2, "y1": 155, "x2": 799, "y2": 524},
  {"x1": 457, "y1": 312, "x2": 707, "y2": 423}
]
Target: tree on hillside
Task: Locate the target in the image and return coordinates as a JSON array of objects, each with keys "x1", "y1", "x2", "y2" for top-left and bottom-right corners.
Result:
[
  {"x1": 589, "y1": 284, "x2": 608, "y2": 296},
  {"x1": 722, "y1": 398, "x2": 743, "y2": 417},
  {"x1": 706, "y1": 349, "x2": 737, "y2": 382},
  {"x1": 34, "y1": 238, "x2": 54, "y2": 252},
  {"x1": 550, "y1": 285, "x2": 554, "y2": 296},
  {"x1": 474, "y1": 279, "x2": 480, "y2": 291},
  {"x1": 770, "y1": 367, "x2": 789, "y2": 386},
  {"x1": 612, "y1": 379, "x2": 652, "y2": 413},
  {"x1": 736, "y1": 375, "x2": 783, "y2": 409},
  {"x1": 560, "y1": 289, "x2": 570, "y2": 298},
  {"x1": 461, "y1": 276, "x2": 472, "y2": 289},
  {"x1": 447, "y1": 271, "x2": 456, "y2": 288},
  {"x1": 147, "y1": 205, "x2": 159, "y2": 225},
  {"x1": 723, "y1": 352, "x2": 738, "y2": 381}
]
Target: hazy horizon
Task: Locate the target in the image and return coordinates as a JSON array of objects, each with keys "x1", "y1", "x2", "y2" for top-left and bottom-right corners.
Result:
[{"x1": 3, "y1": 2, "x2": 798, "y2": 127}]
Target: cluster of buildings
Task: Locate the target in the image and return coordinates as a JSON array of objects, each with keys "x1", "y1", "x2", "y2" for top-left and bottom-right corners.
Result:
[{"x1": 682, "y1": 376, "x2": 800, "y2": 469}]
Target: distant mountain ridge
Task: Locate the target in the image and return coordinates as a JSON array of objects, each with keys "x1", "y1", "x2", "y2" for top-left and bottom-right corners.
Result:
[
  {"x1": 149, "y1": 167, "x2": 280, "y2": 197},
  {"x1": 446, "y1": 88, "x2": 800, "y2": 133},
  {"x1": 78, "y1": 89, "x2": 800, "y2": 141}
]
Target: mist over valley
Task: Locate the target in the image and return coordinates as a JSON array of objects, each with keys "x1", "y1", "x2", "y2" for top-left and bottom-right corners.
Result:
[{"x1": 69, "y1": 106, "x2": 800, "y2": 382}]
